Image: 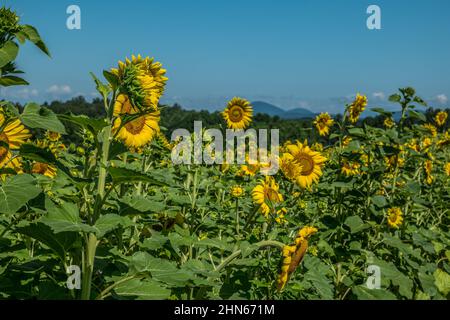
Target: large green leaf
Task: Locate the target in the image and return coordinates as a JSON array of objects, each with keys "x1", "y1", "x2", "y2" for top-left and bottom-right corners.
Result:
[
  {"x1": 372, "y1": 258, "x2": 413, "y2": 299},
  {"x1": 344, "y1": 216, "x2": 369, "y2": 234},
  {"x1": 0, "y1": 41, "x2": 19, "y2": 68},
  {"x1": 141, "y1": 232, "x2": 168, "y2": 250},
  {"x1": 20, "y1": 103, "x2": 67, "y2": 134},
  {"x1": 371, "y1": 195, "x2": 387, "y2": 208},
  {"x1": 94, "y1": 214, "x2": 131, "y2": 238},
  {"x1": 114, "y1": 278, "x2": 171, "y2": 300},
  {"x1": 0, "y1": 174, "x2": 41, "y2": 215},
  {"x1": 58, "y1": 114, "x2": 107, "y2": 136},
  {"x1": 382, "y1": 234, "x2": 422, "y2": 260},
  {"x1": 118, "y1": 195, "x2": 165, "y2": 215},
  {"x1": 434, "y1": 269, "x2": 450, "y2": 296},
  {"x1": 108, "y1": 167, "x2": 166, "y2": 186},
  {"x1": 41, "y1": 199, "x2": 95, "y2": 234},
  {"x1": 0, "y1": 75, "x2": 29, "y2": 86},
  {"x1": 353, "y1": 286, "x2": 397, "y2": 300},
  {"x1": 16, "y1": 222, "x2": 79, "y2": 260},
  {"x1": 129, "y1": 252, "x2": 192, "y2": 286},
  {"x1": 18, "y1": 25, "x2": 50, "y2": 56}
]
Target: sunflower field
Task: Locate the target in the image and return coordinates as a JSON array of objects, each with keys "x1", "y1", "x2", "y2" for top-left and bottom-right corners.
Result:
[{"x1": 0, "y1": 7, "x2": 449, "y2": 301}]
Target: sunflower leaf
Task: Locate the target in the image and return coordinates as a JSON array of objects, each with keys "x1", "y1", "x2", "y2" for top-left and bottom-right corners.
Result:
[
  {"x1": 0, "y1": 174, "x2": 41, "y2": 215},
  {"x1": 20, "y1": 103, "x2": 67, "y2": 134}
]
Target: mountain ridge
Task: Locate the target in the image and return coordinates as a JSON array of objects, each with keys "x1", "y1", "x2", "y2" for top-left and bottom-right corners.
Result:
[{"x1": 251, "y1": 101, "x2": 316, "y2": 119}]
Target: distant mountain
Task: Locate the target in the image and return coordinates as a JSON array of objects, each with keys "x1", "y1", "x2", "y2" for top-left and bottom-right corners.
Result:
[
  {"x1": 283, "y1": 108, "x2": 315, "y2": 119},
  {"x1": 252, "y1": 101, "x2": 286, "y2": 117},
  {"x1": 251, "y1": 101, "x2": 315, "y2": 119}
]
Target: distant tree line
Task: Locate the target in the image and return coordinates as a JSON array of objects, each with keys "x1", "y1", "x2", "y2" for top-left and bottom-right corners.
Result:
[{"x1": 13, "y1": 96, "x2": 449, "y2": 144}]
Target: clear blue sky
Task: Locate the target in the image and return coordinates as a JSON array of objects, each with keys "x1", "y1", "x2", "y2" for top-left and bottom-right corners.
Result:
[{"x1": 2, "y1": 0, "x2": 450, "y2": 113}]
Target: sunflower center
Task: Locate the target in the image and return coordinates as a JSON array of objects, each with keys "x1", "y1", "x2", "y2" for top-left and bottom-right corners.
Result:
[
  {"x1": 298, "y1": 154, "x2": 314, "y2": 175},
  {"x1": 32, "y1": 162, "x2": 48, "y2": 174},
  {"x1": 125, "y1": 116, "x2": 146, "y2": 135},
  {"x1": 229, "y1": 106, "x2": 244, "y2": 122}
]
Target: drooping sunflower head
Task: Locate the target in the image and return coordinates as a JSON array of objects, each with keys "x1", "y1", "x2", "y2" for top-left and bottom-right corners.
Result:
[
  {"x1": 435, "y1": 111, "x2": 448, "y2": 127},
  {"x1": 112, "y1": 94, "x2": 160, "y2": 148},
  {"x1": 387, "y1": 207, "x2": 403, "y2": 229},
  {"x1": 285, "y1": 141, "x2": 326, "y2": 189},
  {"x1": 251, "y1": 176, "x2": 283, "y2": 217},
  {"x1": 111, "y1": 55, "x2": 167, "y2": 111},
  {"x1": 348, "y1": 93, "x2": 368, "y2": 123},
  {"x1": 313, "y1": 112, "x2": 334, "y2": 136},
  {"x1": 222, "y1": 97, "x2": 253, "y2": 130},
  {"x1": 298, "y1": 226, "x2": 318, "y2": 239}
]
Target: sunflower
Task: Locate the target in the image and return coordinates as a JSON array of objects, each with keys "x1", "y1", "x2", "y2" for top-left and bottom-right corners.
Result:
[
  {"x1": 384, "y1": 154, "x2": 405, "y2": 171},
  {"x1": 384, "y1": 117, "x2": 395, "y2": 128},
  {"x1": 437, "y1": 131, "x2": 450, "y2": 148},
  {"x1": 342, "y1": 136, "x2": 352, "y2": 147},
  {"x1": 0, "y1": 149, "x2": 22, "y2": 178},
  {"x1": 421, "y1": 137, "x2": 432, "y2": 151},
  {"x1": 222, "y1": 97, "x2": 253, "y2": 130},
  {"x1": 45, "y1": 131, "x2": 61, "y2": 142},
  {"x1": 387, "y1": 207, "x2": 403, "y2": 229},
  {"x1": 341, "y1": 160, "x2": 360, "y2": 176},
  {"x1": 347, "y1": 94, "x2": 368, "y2": 123},
  {"x1": 230, "y1": 185, "x2": 244, "y2": 198},
  {"x1": 424, "y1": 160, "x2": 433, "y2": 184},
  {"x1": 111, "y1": 55, "x2": 167, "y2": 111},
  {"x1": 0, "y1": 114, "x2": 31, "y2": 150},
  {"x1": 275, "y1": 208, "x2": 287, "y2": 224},
  {"x1": 31, "y1": 162, "x2": 57, "y2": 178},
  {"x1": 240, "y1": 154, "x2": 260, "y2": 177},
  {"x1": 406, "y1": 138, "x2": 420, "y2": 152},
  {"x1": 435, "y1": 111, "x2": 448, "y2": 127},
  {"x1": 156, "y1": 132, "x2": 172, "y2": 150},
  {"x1": 313, "y1": 113, "x2": 334, "y2": 136},
  {"x1": 277, "y1": 226, "x2": 317, "y2": 291},
  {"x1": 112, "y1": 94, "x2": 160, "y2": 148},
  {"x1": 251, "y1": 176, "x2": 283, "y2": 217},
  {"x1": 422, "y1": 124, "x2": 437, "y2": 137},
  {"x1": 445, "y1": 162, "x2": 450, "y2": 176},
  {"x1": 285, "y1": 141, "x2": 326, "y2": 189},
  {"x1": 279, "y1": 153, "x2": 302, "y2": 181}
]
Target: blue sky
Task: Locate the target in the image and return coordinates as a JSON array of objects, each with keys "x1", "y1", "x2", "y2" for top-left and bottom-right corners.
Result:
[{"x1": 1, "y1": 0, "x2": 450, "y2": 113}]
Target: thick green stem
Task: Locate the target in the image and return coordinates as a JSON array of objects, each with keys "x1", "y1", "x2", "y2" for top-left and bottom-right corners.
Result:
[
  {"x1": 235, "y1": 198, "x2": 240, "y2": 236},
  {"x1": 81, "y1": 125, "x2": 112, "y2": 300},
  {"x1": 215, "y1": 240, "x2": 285, "y2": 273},
  {"x1": 81, "y1": 233, "x2": 98, "y2": 300}
]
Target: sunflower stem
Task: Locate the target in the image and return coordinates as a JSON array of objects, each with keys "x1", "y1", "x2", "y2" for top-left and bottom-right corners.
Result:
[{"x1": 81, "y1": 123, "x2": 112, "y2": 300}]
